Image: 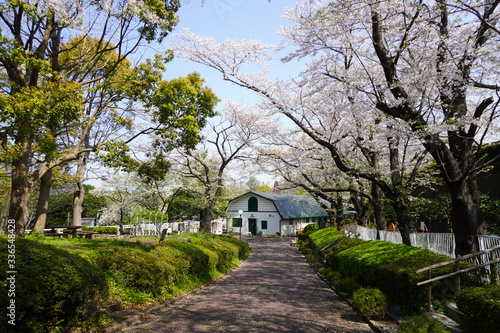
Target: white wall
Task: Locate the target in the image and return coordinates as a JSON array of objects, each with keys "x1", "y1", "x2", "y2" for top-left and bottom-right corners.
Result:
[
  {"x1": 227, "y1": 194, "x2": 322, "y2": 236},
  {"x1": 227, "y1": 194, "x2": 281, "y2": 235}
]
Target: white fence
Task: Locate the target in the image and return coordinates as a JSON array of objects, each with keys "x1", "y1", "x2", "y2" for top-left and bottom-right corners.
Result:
[
  {"x1": 120, "y1": 221, "x2": 201, "y2": 236},
  {"x1": 353, "y1": 225, "x2": 500, "y2": 259}
]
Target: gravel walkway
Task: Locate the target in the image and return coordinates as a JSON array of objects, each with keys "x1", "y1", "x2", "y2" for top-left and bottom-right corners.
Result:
[{"x1": 121, "y1": 237, "x2": 374, "y2": 333}]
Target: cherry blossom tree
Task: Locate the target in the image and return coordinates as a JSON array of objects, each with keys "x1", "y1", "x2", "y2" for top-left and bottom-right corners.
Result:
[
  {"x1": 173, "y1": 0, "x2": 500, "y2": 255},
  {"x1": 279, "y1": 0, "x2": 500, "y2": 255},
  {"x1": 172, "y1": 29, "x2": 431, "y2": 245},
  {"x1": 168, "y1": 101, "x2": 263, "y2": 232}
]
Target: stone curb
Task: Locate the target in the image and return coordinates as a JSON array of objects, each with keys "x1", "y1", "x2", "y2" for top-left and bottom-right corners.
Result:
[{"x1": 105, "y1": 250, "x2": 252, "y2": 332}]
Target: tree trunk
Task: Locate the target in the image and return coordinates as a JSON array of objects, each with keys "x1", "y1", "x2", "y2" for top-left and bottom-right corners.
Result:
[
  {"x1": 392, "y1": 197, "x2": 413, "y2": 246},
  {"x1": 358, "y1": 204, "x2": 371, "y2": 227},
  {"x1": 372, "y1": 182, "x2": 387, "y2": 240},
  {"x1": 33, "y1": 169, "x2": 53, "y2": 233},
  {"x1": 9, "y1": 139, "x2": 34, "y2": 237},
  {"x1": 447, "y1": 179, "x2": 488, "y2": 256},
  {"x1": 350, "y1": 193, "x2": 371, "y2": 227},
  {"x1": 201, "y1": 205, "x2": 214, "y2": 233},
  {"x1": 335, "y1": 194, "x2": 345, "y2": 230},
  {"x1": 119, "y1": 207, "x2": 125, "y2": 234},
  {"x1": 73, "y1": 151, "x2": 89, "y2": 226},
  {"x1": 326, "y1": 210, "x2": 336, "y2": 228}
]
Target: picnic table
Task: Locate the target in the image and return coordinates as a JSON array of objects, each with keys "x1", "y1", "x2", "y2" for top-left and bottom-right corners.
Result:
[{"x1": 45, "y1": 225, "x2": 85, "y2": 238}]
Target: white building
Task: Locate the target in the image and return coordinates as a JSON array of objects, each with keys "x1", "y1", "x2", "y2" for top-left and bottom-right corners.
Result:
[{"x1": 226, "y1": 191, "x2": 329, "y2": 236}]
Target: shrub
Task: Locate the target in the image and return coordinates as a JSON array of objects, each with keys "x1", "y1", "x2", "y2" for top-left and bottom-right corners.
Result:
[
  {"x1": 333, "y1": 277, "x2": 361, "y2": 295},
  {"x1": 0, "y1": 237, "x2": 107, "y2": 332},
  {"x1": 308, "y1": 227, "x2": 343, "y2": 255},
  {"x1": 216, "y1": 234, "x2": 250, "y2": 258},
  {"x1": 305, "y1": 253, "x2": 315, "y2": 262},
  {"x1": 326, "y1": 269, "x2": 342, "y2": 284},
  {"x1": 324, "y1": 237, "x2": 364, "y2": 270},
  {"x1": 339, "y1": 241, "x2": 445, "y2": 285},
  {"x1": 352, "y1": 288, "x2": 387, "y2": 319},
  {"x1": 96, "y1": 247, "x2": 175, "y2": 295},
  {"x1": 159, "y1": 239, "x2": 218, "y2": 278},
  {"x1": 82, "y1": 226, "x2": 118, "y2": 234},
  {"x1": 303, "y1": 223, "x2": 319, "y2": 234},
  {"x1": 299, "y1": 245, "x2": 313, "y2": 255},
  {"x1": 398, "y1": 314, "x2": 449, "y2": 333},
  {"x1": 375, "y1": 252, "x2": 482, "y2": 314},
  {"x1": 456, "y1": 285, "x2": 500, "y2": 333}
]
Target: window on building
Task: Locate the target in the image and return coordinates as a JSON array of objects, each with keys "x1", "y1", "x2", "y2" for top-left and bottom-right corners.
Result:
[
  {"x1": 261, "y1": 220, "x2": 268, "y2": 229},
  {"x1": 248, "y1": 197, "x2": 258, "y2": 212},
  {"x1": 233, "y1": 218, "x2": 242, "y2": 227}
]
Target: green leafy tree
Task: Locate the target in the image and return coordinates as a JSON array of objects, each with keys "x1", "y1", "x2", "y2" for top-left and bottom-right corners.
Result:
[
  {"x1": 0, "y1": 0, "x2": 181, "y2": 236},
  {"x1": 44, "y1": 185, "x2": 106, "y2": 225}
]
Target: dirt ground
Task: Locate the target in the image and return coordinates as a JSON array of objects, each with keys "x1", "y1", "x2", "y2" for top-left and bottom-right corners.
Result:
[{"x1": 119, "y1": 237, "x2": 375, "y2": 333}]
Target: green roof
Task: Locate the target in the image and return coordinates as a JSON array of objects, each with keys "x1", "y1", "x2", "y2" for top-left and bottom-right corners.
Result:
[{"x1": 229, "y1": 191, "x2": 329, "y2": 219}]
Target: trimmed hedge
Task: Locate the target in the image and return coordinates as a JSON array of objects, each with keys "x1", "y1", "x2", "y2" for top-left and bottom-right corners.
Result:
[
  {"x1": 338, "y1": 241, "x2": 429, "y2": 284},
  {"x1": 324, "y1": 237, "x2": 364, "y2": 270},
  {"x1": 337, "y1": 240, "x2": 482, "y2": 313},
  {"x1": 0, "y1": 237, "x2": 108, "y2": 332},
  {"x1": 456, "y1": 285, "x2": 500, "y2": 333},
  {"x1": 308, "y1": 227, "x2": 343, "y2": 255},
  {"x1": 398, "y1": 314, "x2": 450, "y2": 333},
  {"x1": 82, "y1": 226, "x2": 118, "y2": 234},
  {"x1": 0, "y1": 234, "x2": 250, "y2": 332},
  {"x1": 297, "y1": 229, "x2": 485, "y2": 315}
]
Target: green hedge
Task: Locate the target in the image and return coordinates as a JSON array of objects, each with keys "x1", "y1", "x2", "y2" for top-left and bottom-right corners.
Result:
[
  {"x1": 0, "y1": 237, "x2": 108, "y2": 332},
  {"x1": 324, "y1": 237, "x2": 364, "y2": 270},
  {"x1": 0, "y1": 234, "x2": 250, "y2": 332},
  {"x1": 374, "y1": 252, "x2": 459, "y2": 313},
  {"x1": 456, "y1": 285, "x2": 500, "y2": 333},
  {"x1": 308, "y1": 227, "x2": 343, "y2": 255},
  {"x1": 338, "y1": 241, "x2": 440, "y2": 285},
  {"x1": 337, "y1": 240, "x2": 485, "y2": 313},
  {"x1": 82, "y1": 226, "x2": 118, "y2": 234}
]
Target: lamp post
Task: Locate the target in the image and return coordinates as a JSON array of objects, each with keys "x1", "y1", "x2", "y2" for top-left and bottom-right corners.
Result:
[{"x1": 238, "y1": 210, "x2": 243, "y2": 240}]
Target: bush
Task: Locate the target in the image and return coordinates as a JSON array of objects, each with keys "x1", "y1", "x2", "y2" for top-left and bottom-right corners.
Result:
[
  {"x1": 216, "y1": 234, "x2": 250, "y2": 258},
  {"x1": 96, "y1": 247, "x2": 175, "y2": 295},
  {"x1": 333, "y1": 277, "x2": 361, "y2": 295},
  {"x1": 352, "y1": 288, "x2": 386, "y2": 319},
  {"x1": 82, "y1": 226, "x2": 118, "y2": 234},
  {"x1": 303, "y1": 223, "x2": 319, "y2": 234},
  {"x1": 308, "y1": 227, "x2": 343, "y2": 255},
  {"x1": 324, "y1": 237, "x2": 364, "y2": 270},
  {"x1": 0, "y1": 237, "x2": 107, "y2": 332},
  {"x1": 456, "y1": 285, "x2": 500, "y2": 333},
  {"x1": 335, "y1": 240, "x2": 480, "y2": 314},
  {"x1": 299, "y1": 245, "x2": 313, "y2": 255},
  {"x1": 326, "y1": 269, "x2": 343, "y2": 284},
  {"x1": 398, "y1": 314, "x2": 449, "y2": 333},
  {"x1": 338, "y1": 241, "x2": 449, "y2": 285}
]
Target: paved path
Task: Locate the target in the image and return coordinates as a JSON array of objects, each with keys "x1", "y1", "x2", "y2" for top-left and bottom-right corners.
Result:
[{"x1": 121, "y1": 237, "x2": 374, "y2": 333}]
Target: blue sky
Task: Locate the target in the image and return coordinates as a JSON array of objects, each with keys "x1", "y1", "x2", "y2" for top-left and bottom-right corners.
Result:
[{"x1": 162, "y1": 1, "x2": 299, "y2": 107}]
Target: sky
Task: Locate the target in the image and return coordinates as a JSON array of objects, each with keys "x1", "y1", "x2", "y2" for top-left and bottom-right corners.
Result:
[
  {"x1": 157, "y1": 1, "x2": 301, "y2": 185},
  {"x1": 161, "y1": 0, "x2": 299, "y2": 107}
]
